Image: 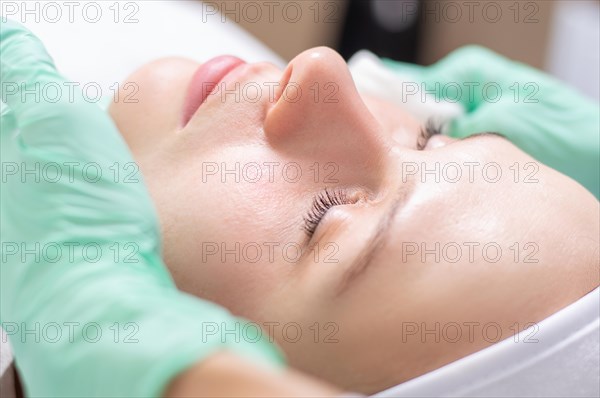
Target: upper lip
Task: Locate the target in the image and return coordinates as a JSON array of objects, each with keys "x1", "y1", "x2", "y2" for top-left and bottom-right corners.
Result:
[{"x1": 180, "y1": 55, "x2": 246, "y2": 127}]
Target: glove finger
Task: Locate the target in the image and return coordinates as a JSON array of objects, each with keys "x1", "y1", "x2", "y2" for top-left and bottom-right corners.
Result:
[
  {"x1": 447, "y1": 99, "x2": 600, "y2": 198},
  {"x1": 421, "y1": 46, "x2": 556, "y2": 111},
  {"x1": 0, "y1": 19, "x2": 64, "y2": 118},
  {"x1": 1, "y1": 20, "x2": 108, "y2": 152},
  {"x1": 1, "y1": 20, "x2": 161, "y2": 258}
]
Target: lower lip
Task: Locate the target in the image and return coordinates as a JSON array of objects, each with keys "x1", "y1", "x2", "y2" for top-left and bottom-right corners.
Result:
[{"x1": 181, "y1": 55, "x2": 246, "y2": 126}]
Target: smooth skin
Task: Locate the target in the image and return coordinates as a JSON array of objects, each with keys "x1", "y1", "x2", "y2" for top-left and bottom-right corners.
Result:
[
  {"x1": 109, "y1": 47, "x2": 600, "y2": 393},
  {"x1": 166, "y1": 351, "x2": 340, "y2": 397}
]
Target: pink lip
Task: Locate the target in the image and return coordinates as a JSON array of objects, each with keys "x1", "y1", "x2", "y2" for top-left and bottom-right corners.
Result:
[{"x1": 181, "y1": 55, "x2": 246, "y2": 126}]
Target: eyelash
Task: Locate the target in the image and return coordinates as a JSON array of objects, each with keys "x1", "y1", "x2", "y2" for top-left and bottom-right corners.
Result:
[
  {"x1": 417, "y1": 120, "x2": 442, "y2": 150},
  {"x1": 303, "y1": 188, "x2": 352, "y2": 237},
  {"x1": 302, "y1": 120, "x2": 442, "y2": 237}
]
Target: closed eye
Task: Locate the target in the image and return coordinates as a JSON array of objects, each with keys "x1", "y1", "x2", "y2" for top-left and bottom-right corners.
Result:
[
  {"x1": 417, "y1": 119, "x2": 442, "y2": 150},
  {"x1": 459, "y1": 131, "x2": 508, "y2": 142},
  {"x1": 303, "y1": 188, "x2": 352, "y2": 238}
]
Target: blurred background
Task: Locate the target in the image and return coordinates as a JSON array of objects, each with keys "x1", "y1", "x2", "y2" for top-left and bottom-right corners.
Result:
[{"x1": 214, "y1": 0, "x2": 600, "y2": 101}]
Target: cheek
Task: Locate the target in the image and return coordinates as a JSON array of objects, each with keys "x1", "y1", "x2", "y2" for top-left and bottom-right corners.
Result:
[
  {"x1": 108, "y1": 57, "x2": 198, "y2": 157},
  {"x1": 159, "y1": 196, "x2": 289, "y2": 316},
  {"x1": 151, "y1": 163, "x2": 302, "y2": 317}
]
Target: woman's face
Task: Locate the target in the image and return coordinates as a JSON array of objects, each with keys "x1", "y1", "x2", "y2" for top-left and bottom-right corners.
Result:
[{"x1": 109, "y1": 47, "x2": 599, "y2": 393}]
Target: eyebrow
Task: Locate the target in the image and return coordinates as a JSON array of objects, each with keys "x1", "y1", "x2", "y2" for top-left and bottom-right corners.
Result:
[
  {"x1": 334, "y1": 131, "x2": 508, "y2": 295},
  {"x1": 460, "y1": 131, "x2": 508, "y2": 141},
  {"x1": 335, "y1": 184, "x2": 409, "y2": 296}
]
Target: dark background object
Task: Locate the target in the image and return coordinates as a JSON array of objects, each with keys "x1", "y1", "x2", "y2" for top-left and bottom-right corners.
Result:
[{"x1": 337, "y1": 0, "x2": 422, "y2": 62}]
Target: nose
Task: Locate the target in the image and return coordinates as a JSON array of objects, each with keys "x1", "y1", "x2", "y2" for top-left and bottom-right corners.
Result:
[{"x1": 264, "y1": 47, "x2": 389, "y2": 179}]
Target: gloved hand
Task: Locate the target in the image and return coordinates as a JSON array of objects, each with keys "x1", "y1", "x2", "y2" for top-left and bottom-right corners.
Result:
[
  {"x1": 0, "y1": 20, "x2": 283, "y2": 397},
  {"x1": 382, "y1": 46, "x2": 600, "y2": 199}
]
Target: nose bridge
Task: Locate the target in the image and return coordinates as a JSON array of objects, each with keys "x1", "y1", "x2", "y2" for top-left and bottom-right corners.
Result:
[{"x1": 264, "y1": 47, "x2": 389, "y2": 172}]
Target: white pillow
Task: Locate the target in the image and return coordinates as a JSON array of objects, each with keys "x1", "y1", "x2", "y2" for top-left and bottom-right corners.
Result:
[{"x1": 11, "y1": 1, "x2": 284, "y2": 91}]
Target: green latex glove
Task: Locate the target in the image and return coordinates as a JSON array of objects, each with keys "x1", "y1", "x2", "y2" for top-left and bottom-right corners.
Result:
[
  {"x1": 0, "y1": 20, "x2": 284, "y2": 397},
  {"x1": 382, "y1": 45, "x2": 600, "y2": 199}
]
